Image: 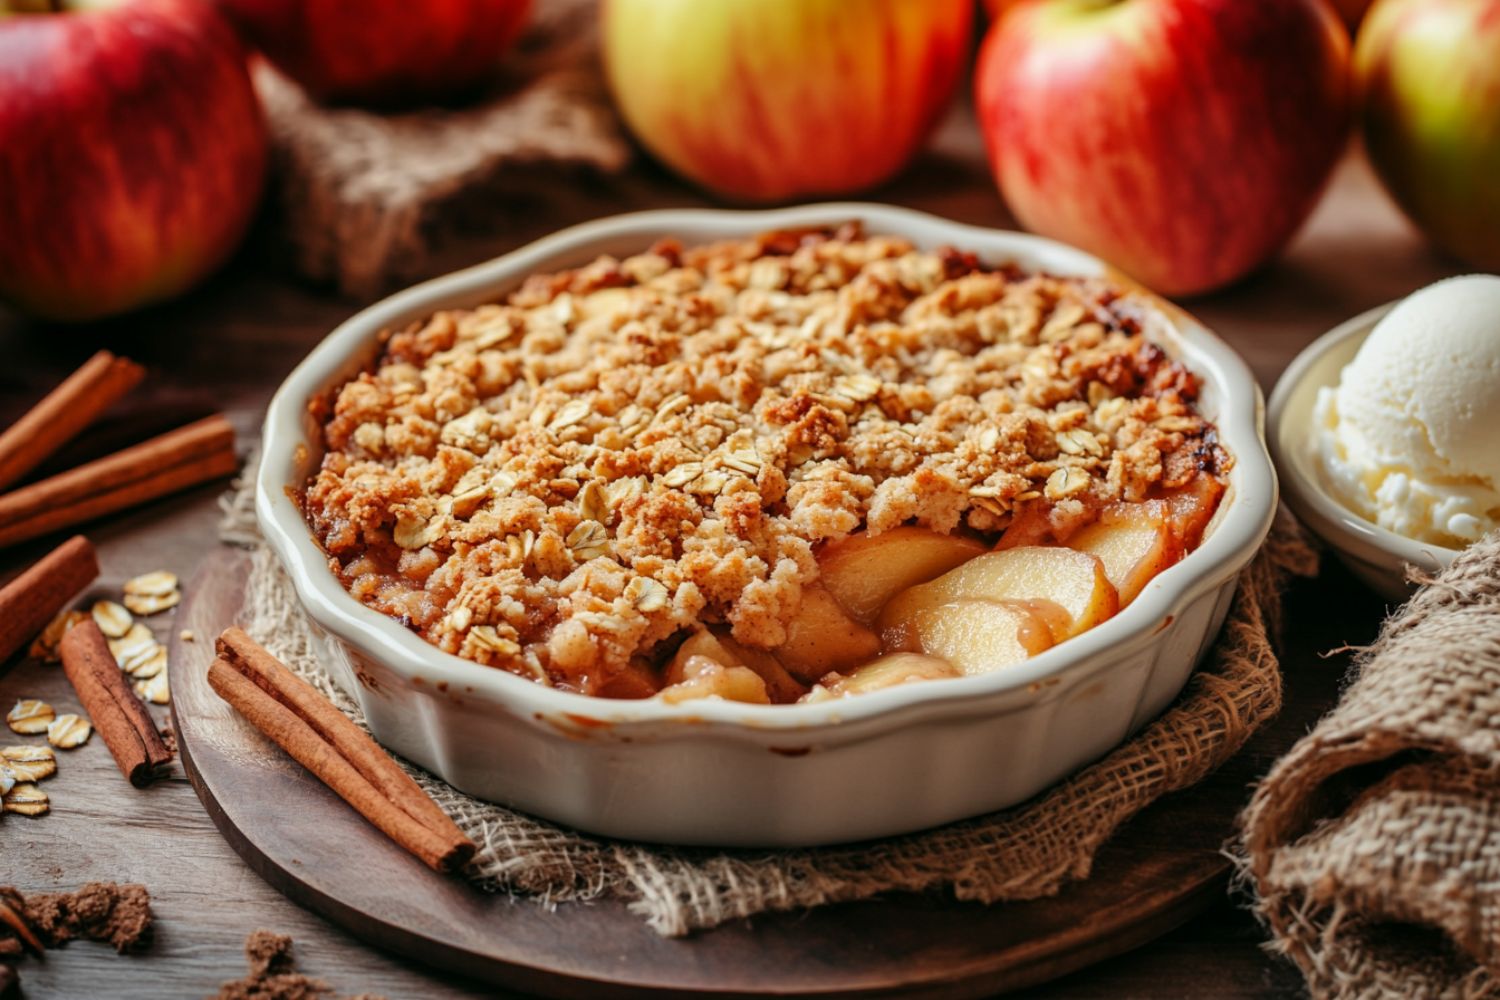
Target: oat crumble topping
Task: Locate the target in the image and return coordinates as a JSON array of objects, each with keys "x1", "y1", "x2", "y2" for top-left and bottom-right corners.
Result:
[{"x1": 303, "y1": 225, "x2": 1228, "y2": 698}]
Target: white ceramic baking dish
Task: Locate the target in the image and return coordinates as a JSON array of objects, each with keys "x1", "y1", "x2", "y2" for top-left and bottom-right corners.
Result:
[{"x1": 257, "y1": 204, "x2": 1278, "y2": 847}]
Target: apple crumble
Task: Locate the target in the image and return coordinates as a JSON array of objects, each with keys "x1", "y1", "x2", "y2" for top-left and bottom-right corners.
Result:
[{"x1": 304, "y1": 224, "x2": 1230, "y2": 702}]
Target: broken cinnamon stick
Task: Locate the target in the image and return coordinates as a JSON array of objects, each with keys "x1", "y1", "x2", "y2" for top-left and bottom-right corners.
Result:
[
  {"x1": 0, "y1": 534, "x2": 97, "y2": 664},
  {"x1": 59, "y1": 620, "x2": 173, "y2": 786},
  {"x1": 210, "y1": 629, "x2": 474, "y2": 873},
  {"x1": 0, "y1": 415, "x2": 237, "y2": 549},
  {"x1": 0, "y1": 351, "x2": 144, "y2": 492}
]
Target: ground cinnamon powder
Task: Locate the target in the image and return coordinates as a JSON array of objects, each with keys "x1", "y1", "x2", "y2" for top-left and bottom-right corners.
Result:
[
  {"x1": 0, "y1": 883, "x2": 152, "y2": 996},
  {"x1": 0, "y1": 882, "x2": 152, "y2": 952},
  {"x1": 212, "y1": 931, "x2": 384, "y2": 1000}
]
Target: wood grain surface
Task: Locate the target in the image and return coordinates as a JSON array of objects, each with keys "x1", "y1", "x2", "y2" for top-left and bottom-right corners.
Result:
[{"x1": 0, "y1": 98, "x2": 1457, "y2": 998}]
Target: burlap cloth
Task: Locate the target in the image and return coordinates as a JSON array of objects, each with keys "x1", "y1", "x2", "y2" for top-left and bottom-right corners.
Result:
[
  {"x1": 220, "y1": 478, "x2": 1315, "y2": 936},
  {"x1": 1240, "y1": 532, "x2": 1500, "y2": 998},
  {"x1": 256, "y1": 0, "x2": 631, "y2": 298}
]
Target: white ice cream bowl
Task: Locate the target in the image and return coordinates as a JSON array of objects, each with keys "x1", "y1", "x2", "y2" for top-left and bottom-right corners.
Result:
[
  {"x1": 1269, "y1": 303, "x2": 1459, "y2": 603},
  {"x1": 257, "y1": 204, "x2": 1278, "y2": 847}
]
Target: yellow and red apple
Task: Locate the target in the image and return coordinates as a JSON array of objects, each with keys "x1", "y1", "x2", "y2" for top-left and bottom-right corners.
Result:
[
  {"x1": 602, "y1": 0, "x2": 973, "y2": 202},
  {"x1": 982, "y1": 0, "x2": 1026, "y2": 23},
  {"x1": 975, "y1": 0, "x2": 1353, "y2": 296},
  {"x1": 1331, "y1": 0, "x2": 1376, "y2": 30},
  {"x1": 216, "y1": 0, "x2": 532, "y2": 107},
  {"x1": 0, "y1": 0, "x2": 267, "y2": 321},
  {"x1": 1356, "y1": 0, "x2": 1500, "y2": 270}
]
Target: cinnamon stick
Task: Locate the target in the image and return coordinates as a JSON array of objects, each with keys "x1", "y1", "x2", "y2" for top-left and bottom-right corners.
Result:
[
  {"x1": 0, "y1": 351, "x2": 144, "y2": 492},
  {"x1": 0, "y1": 416, "x2": 237, "y2": 549},
  {"x1": 59, "y1": 620, "x2": 173, "y2": 786},
  {"x1": 211, "y1": 629, "x2": 474, "y2": 873},
  {"x1": 0, "y1": 534, "x2": 97, "y2": 664},
  {"x1": 0, "y1": 414, "x2": 233, "y2": 524},
  {"x1": 215, "y1": 628, "x2": 460, "y2": 838}
]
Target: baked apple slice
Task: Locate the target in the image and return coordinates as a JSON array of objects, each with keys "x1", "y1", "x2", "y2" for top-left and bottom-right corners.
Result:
[
  {"x1": 669, "y1": 629, "x2": 807, "y2": 704},
  {"x1": 817, "y1": 526, "x2": 986, "y2": 624},
  {"x1": 819, "y1": 652, "x2": 960, "y2": 697},
  {"x1": 1068, "y1": 500, "x2": 1183, "y2": 607},
  {"x1": 884, "y1": 598, "x2": 1054, "y2": 675},
  {"x1": 995, "y1": 503, "x2": 1054, "y2": 549},
  {"x1": 878, "y1": 546, "x2": 1119, "y2": 642},
  {"x1": 774, "y1": 585, "x2": 883, "y2": 682},
  {"x1": 659, "y1": 654, "x2": 770, "y2": 705},
  {"x1": 594, "y1": 657, "x2": 664, "y2": 699},
  {"x1": 1163, "y1": 474, "x2": 1225, "y2": 550}
]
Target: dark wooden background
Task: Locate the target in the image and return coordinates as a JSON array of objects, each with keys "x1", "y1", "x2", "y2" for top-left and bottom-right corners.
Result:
[{"x1": 0, "y1": 98, "x2": 1453, "y2": 998}]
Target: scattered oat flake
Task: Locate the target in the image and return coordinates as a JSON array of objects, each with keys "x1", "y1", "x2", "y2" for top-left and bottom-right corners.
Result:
[
  {"x1": 29, "y1": 608, "x2": 87, "y2": 663},
  {"x1": 1, "y1": 745, "x2": 56, "y2": 782},
  {"x1": 123, "y1": 570, "x2": 178, "y2": 597},
  {"x1": 120, "y1": 643, "x2": 161, "y2": 677},
  {"x1": 47, "y1": 714, "x2": 91, "y2": 749},
  {"x1": 135, "y1": 672, "x2": 170, "y2": 705},
  {"x1": 179, "y1": 630, "x2": 195, "y2": 642},
  {"x1": 7, "y1": 699, "x2": 54, "y2": 735},
  {"x1": 127, "y1": 646, "x2": 166, "y2": 680},
  {"x1": 123, "y1": 590, "x2": 180, "y2": 616},
  {"x1": 92, "y1": 600, "x2": 134, "y2": 638},
  {"x1": 109, "y1": 623, "x2": 155, "y2": 664},
  {"x1": 3, "y1": 781, "x2": 48, "y2": 816}
]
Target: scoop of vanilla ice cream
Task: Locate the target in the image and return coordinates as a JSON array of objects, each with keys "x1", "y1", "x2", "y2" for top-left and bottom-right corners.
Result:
[{"x1": 1314, "y1": 274, "x2": 1500, "y2": 548}]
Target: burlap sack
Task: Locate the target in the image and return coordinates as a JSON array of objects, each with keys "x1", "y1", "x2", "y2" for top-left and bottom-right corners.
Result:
[
  {"x1": 256, "y1": 0, "x2": 631, "y2": 298},
  {"x1": 220, "y1": 479, "x2": 1314, "y2": 936},
  {"x1": 1240, "y1": 532, "x2": 1500, "y2": 998}
]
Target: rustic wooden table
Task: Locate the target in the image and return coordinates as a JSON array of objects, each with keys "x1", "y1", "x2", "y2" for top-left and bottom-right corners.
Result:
[{"x1": 0, "y1": 107, "x2": 1457, "y2": 998}]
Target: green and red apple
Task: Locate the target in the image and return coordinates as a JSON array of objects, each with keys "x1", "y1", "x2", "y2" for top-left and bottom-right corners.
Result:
[
  {"x1": 975, "y1": 0, "x2": 1353, "y2": 297},
  {"x1": 0, "y1": 0, "x2": 267, "y2": 321},
  {"x1": 1356, "y1": 0, "x2": 1500, "y2": 270},
  {"x1": 602, "y1": 0, "x2": 973, "y2": 202},
  {"x1": 216, "y1": 0, "x2": 532, "y2": 107}
]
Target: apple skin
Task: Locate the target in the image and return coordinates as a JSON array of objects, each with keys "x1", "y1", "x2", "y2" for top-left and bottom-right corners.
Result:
[
  {"x1": 1356, "y1": 0, "x2": 1500, "y2": 270},
  {"x1": 975, "y1": 0, "x2": 1352, "y2": 297},
  {"x1": 1331, "y1": 0, "x2": 1376, "y2": 29},
  {"x1": 217, "y1": 0, "x2": 532, "y2": 107},
  {"x1": 983, "y1": 0, "x2": 1026, "y2": 22},
  {"x1": 602, "y1": 0, "x2": 973, "y2": 202},
  {"x1": 0, "y1": 0, "x2": 267, "y2": 322}
]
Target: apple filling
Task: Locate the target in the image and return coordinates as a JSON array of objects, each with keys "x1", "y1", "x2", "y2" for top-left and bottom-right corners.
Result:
[
  {"x1": 657, "y1": 474, "x2": 1223, "y2": 704},
  {"x1": 304, "y1": 225, "x2": 1231, "y2": 703}
]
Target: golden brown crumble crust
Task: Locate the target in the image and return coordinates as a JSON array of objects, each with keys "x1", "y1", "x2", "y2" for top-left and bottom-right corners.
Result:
[{"x1": 303, "y1": 225, "x2": 1228, "y2": 696}]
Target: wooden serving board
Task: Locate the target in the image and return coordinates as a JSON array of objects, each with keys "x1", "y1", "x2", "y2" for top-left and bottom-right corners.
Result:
[{"x1": 170, "y1": 547, "x2": 1347, "y2": 999}]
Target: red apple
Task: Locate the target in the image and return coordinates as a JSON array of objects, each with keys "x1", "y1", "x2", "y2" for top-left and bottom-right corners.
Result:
[
  {"x1": 1356, "y1": 0, "x2": 1500, "y2": 270},
  {"x1": 983, "y1": 0, "x2": 1027, "y2": 22},
  {"x1": 601, "y1": 0, "x2": 973, "y2": 202},
  {"x1": 1331, "y1": 0, "x2": 1376, "y2": 30},
  {"x1": 0, "y1": 0, "x2": 267, "y2": 322},
  {"x1": 217, "y1": 0, "x2": 533, "y2": 107},
  {"x1": 976, "y1": 0, "x2": 1352, "y2": 296}
]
